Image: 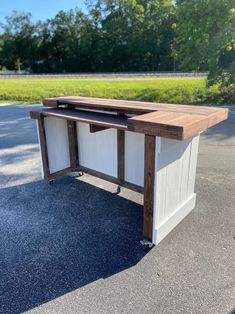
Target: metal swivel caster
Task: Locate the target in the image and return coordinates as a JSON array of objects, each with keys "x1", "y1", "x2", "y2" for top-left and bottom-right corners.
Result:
[
  {"x1": 116, "y1": 185, "x2": 121, "y2": 194},
  {"x1": 49, "y1": 180, "x2": 54, "y2": 186},
  {"x1": 140, "y1": 239, "x2": 154, "y2": 249}
]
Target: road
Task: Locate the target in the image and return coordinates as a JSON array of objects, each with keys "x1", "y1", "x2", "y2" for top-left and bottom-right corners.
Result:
[
  {"x1": 0, "y1": 104, "x2": 234, "y2": 314},
  {"x1": 0, "y1": 72, "x2": 207, "y2": 79}
]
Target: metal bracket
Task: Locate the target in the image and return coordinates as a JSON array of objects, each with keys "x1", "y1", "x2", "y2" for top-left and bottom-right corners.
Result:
[
  {"x1": 57, "y1": 102, "x2": 74, "y2": 109},
  {"x1": 114, "y1": 186, "x2": 121, "y2": 195},
  {"x1": 140, "y1": 239, "x2": 154, "y2": 248}
]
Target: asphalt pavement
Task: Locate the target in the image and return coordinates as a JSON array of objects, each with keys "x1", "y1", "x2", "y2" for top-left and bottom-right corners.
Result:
[{"x1": 0, "y1": 104, "x2": 234, "y2": 314}]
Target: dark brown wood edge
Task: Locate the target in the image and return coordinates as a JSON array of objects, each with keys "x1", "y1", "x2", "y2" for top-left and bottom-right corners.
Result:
[
  {"x1": 143, "y1": 135, "x2": 156, "y2": 241},
  {"x1": 37, "y1": 114, "x2": 50, "y2": 180},
  {"x1": 67, "y1": 120, "x2": 78, "y2": 168},
  {"x1": 30, "y1": 109, "x2": 128, "y2": 131},
  {"x1": 89, "y1": 124, "x2": 109, "y2": 133},
  {"x1": 30, "y1": 111, "x2": 41, "y2": 119},
  {"x1": 43, "y1": 97, "x2": 228, "y2": 114},
  {"x1": 128, "y1": 122, "x2": 183, "y2": 140},
  {"x1": 43, "y1": 99, "x2": 149, "y2": 115},
  {"x1": 122, "y1": 181, "x2": 143, "y2": 194},
  {"x1": 47, "y1": 167, "x2": 76, "y2": 180},
  {"x1": 47, "y1": 165, "x2": 144, "y2": 193},
  {"x1": 128, "y1": 117, "x2": 185, "y2": 139},
  {"x1": 78, "y1": 165, "x2": 143, "y2": 194}
]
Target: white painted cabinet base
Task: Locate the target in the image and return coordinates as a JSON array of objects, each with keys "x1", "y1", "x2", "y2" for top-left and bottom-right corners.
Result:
[
  {"x1": 152, "y1": 135, "x2": 199, "y2": 245},
  {"x1": 152, "y1": 193, "x2": 196, "y2": 245},
  {"x1": 36, "y1": 116, "x2": 200, "y2": 246}
]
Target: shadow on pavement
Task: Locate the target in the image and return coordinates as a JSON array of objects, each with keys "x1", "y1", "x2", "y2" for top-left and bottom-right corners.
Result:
[
  {"x1": 0, "y1": 176, "x2": 148, "y2": 314},
  {"x1": 201, "y1": 106, "x2": 235, "y2": 141},
  {"x1": 0, "y1": 105, "x2": 40, "y2": 148}
]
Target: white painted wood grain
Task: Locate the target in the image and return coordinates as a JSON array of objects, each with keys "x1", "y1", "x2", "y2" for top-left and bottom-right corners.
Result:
[
  {"x1": 152, "y1": 193, "x2": 196, "y2": 245},
  {"x1": 77, "y1": 122, "x2": 117, "y2": 177},
  {"x1": 44, "y1": 117, "x2": 70, "y2": 174},
  {"x1": 153, "y1": 135, "x2": 200, "y2": 245},
  {"x1": 124, "y1": 131, "x2": 145, "y2": 187}
]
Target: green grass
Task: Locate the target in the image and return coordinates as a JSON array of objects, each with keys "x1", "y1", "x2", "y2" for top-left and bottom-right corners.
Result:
[{"x1": 0, "y1": 77, "x2": 222, "y2": 105}]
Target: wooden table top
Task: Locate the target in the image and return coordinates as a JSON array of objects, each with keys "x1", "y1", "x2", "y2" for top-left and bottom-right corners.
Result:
[{"x1": 37, "y1": 96, "x2": 229, "y2": 140}]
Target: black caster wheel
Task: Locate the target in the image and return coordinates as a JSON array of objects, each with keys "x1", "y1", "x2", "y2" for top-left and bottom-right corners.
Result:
[
  {"x1": 78, "y1": 171, "x2": 84, "y2": 177},
  {"x1": 49, "y1": 180, "x2": 54, "y2": 185},
  {"x1": 116, "y1": 186, "x2": 121, "y2": 194}
]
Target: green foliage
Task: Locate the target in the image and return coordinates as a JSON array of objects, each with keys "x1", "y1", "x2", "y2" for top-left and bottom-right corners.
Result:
[
  {"x1": 0, "y1": 11, "x2": 38, "y2": 71},
  {"x1": 0, "y1": 1, "x2": 176, "y2": 72},
  {"x1": 0, "y1": 0, "x2": 234, "y2": 96},
  {"x1": 219, "y1": 84, "x2": 235, "y2": 103},
  {"x1": 88, "y1": 0, "x2": 175, "y2": 71},
  {"x1": 0, "y1": 77, "x2": 226, "y2": 105},
  {"x1": 174, "y1": 0, "x2": 235, "y2": 85},
  {"x1": 0, "y1": 65, "x2": 8, "y2": 71}
]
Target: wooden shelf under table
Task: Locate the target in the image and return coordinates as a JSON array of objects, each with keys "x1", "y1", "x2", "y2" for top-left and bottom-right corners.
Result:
[{"x1": 30, "y1": 108, "x2": 128, "y2": 130}]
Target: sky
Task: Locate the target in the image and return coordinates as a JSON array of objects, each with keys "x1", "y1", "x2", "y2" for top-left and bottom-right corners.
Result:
[{"x1": 0, "y1": 0, "x2": 87, "y2": 23}]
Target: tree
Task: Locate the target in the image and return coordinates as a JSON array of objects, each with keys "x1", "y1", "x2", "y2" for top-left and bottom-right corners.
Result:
[
  {"x1": 0, "y1": 11, "x2": 39, "y2": 71},
  {"x1": 35, "y1": 9, "x2": 94, "y2": 72},
  {"x1": 174, "y1": 0, "x2": 235, "y2": 85},
  {"x1": 0, "y1": 2, "x2": 177, "y2": 73},
  {"x1": 15, "y1": 58, "x2": 23, "y2": 71},
  {"x1": 87, "y1": 0, "x2": 176, "y2": 71}
]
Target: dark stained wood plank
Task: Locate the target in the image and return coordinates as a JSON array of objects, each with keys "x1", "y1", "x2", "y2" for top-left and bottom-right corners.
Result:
[
  {"x1": 37, "y1": 114, "x2": 50, "y2": 179},
  {"x1": 78, "y1": 166, "x2": 143, "y2": 194},
  {"x1": 48, "y1": 167, "x2": 76, "y2": 180},
  {"x1": 122, "y1": 181, "x2": 144, "y2": 194},
  {"x1": 30, "y1": 111, "x2": 41, "y2": 119},
  {"x1": 89, "y1": 124, "x2": 109, "y2": 133},
  {"x1": 128, "y1": 111, "x2": 210, "y2": 140},
  {"x1": 67, "y1": 120, "x2": 78, "y2": 168},
  {"x1": 143, "y1": 135, "x2": 156, "y2": 241},
  {"x1": 42, "y1": 96, "x2": 228, "y2": 119},
  {"x1": 32, "y1": 97, "x2": 229, "y2": 141},
  {"x1": 31, "y1": 108, "x2": 128, "y2": 130}
]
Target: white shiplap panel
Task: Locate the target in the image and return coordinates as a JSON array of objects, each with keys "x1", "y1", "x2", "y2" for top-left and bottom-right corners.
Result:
[
  {"x1": 44, "y1": 117, "x2": 70, "y2": 173},
  {"x1": 164, "y1": 157, "x2": 182, "y2": 217},
  {"x1": 153, "y1": 136, "x2": 199, "y2": 233},
  {"x1": 155, "y1": 138, "x2": 191, "y2": 224},
  {"x1": 124, "y1": 131, "x2": 145, "y2": 187},
  {"x1": 155, "y1": 165, "x2": 167, "y2": 225},
  {"x1": 179, "y1": 140, "x2": 193, "y2": 202},
  {"x1": 152, "y1": 194, "x2": 196, "y2": 245},
  {"x1": 77, "y1": 122, "x2": 117, "y2": 177},
  {"x1": 187, "y1": 135, "x2": 200, "y2": 196}
]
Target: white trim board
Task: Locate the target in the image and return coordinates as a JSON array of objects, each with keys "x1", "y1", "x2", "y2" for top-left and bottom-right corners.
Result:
[{"x1": 152, "y1": 193, "x2": 196, "y2": 245}]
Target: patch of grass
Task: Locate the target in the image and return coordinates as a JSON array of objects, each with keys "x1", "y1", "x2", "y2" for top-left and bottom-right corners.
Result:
[{"x1": 0, "y1": 77, "x2": 222, "y2": 105}]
